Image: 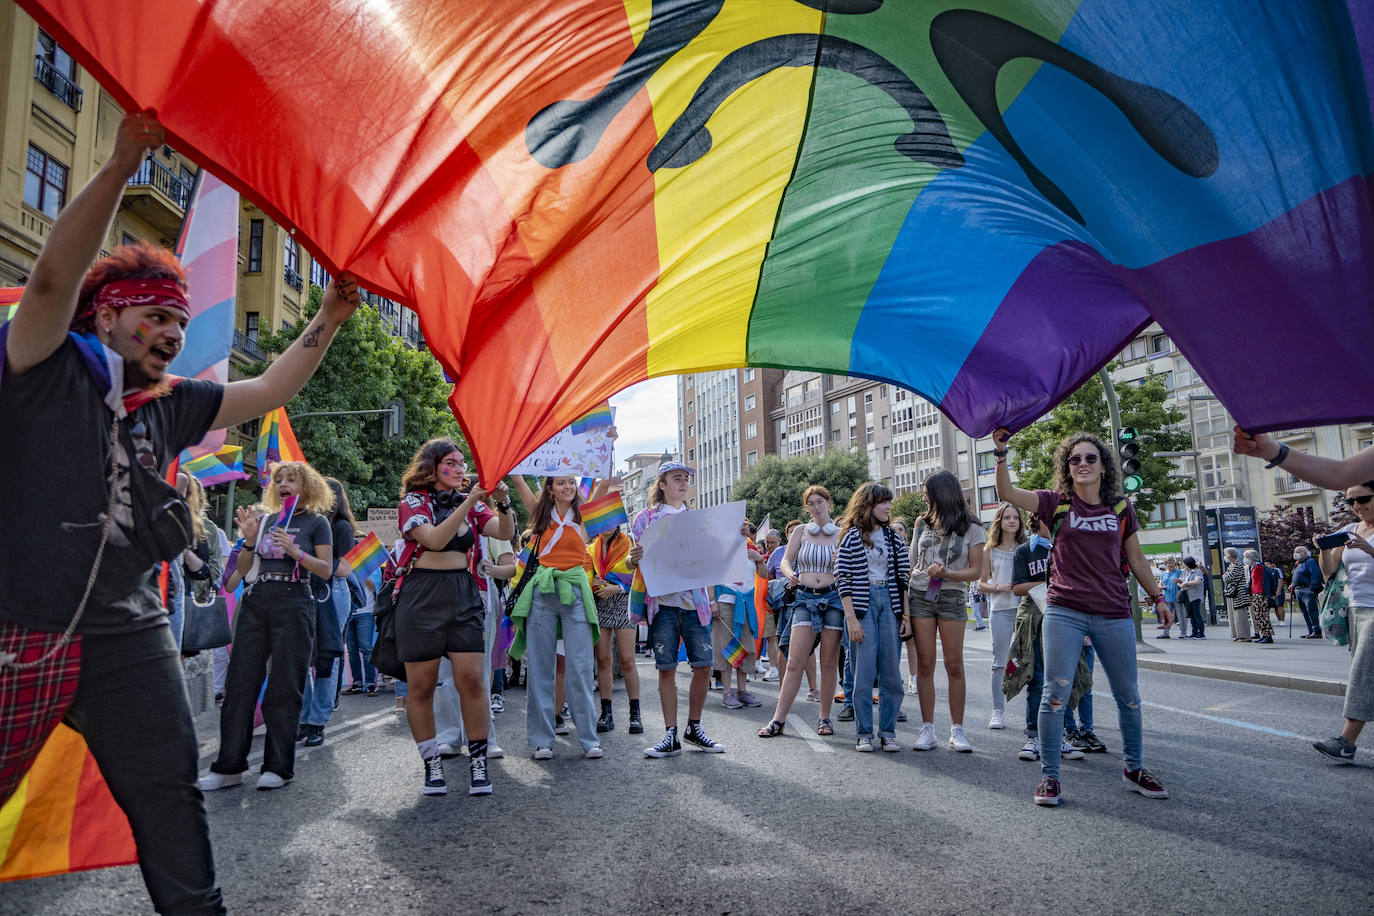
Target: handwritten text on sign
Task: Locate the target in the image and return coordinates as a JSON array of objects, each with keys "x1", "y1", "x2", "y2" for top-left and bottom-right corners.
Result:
[
  {"x1": 638, "y1": 501, "x2": 755, "y2": 596},
  {"x1": 509, "y1": 424, "x2": 615, "y2": 478}
]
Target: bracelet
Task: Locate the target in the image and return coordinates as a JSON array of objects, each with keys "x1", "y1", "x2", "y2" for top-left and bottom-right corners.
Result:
[
  {"x1": 496, "y1": 501, "x2": 512, "y2": 512},
  {"x1": 992, "y1": 447, "x2": 1008, "y2": 457},
  {"x1": 1263, "y1": 443, "x2": 1290, "y2": 468}
]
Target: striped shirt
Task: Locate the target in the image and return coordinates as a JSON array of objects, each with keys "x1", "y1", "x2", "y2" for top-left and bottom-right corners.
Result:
[{"x1": 834, "y1": 525, "x2": 910, "y2": 618}]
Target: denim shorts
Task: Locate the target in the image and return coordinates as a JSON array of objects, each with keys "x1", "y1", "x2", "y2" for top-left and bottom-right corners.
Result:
[
  {"x1": 789, "y1": 586, "x2": 844, "y2": 632},
  {"x1": 650, "y1": 605, "x2": 713, "y2": 671}
]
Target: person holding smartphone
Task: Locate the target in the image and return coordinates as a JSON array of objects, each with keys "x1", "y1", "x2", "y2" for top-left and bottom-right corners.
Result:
[{"x1": 1313, "y1": 481, "x2": 1374, "y2": 762}]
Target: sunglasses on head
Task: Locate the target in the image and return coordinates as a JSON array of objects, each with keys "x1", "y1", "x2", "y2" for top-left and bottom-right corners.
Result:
[
  {"x1": 1351, "y1": 493, "x2": 1374, "y2": 506},
  {"x1": 1068, "y1": 453, "x2": 1099, "y2": 466}
]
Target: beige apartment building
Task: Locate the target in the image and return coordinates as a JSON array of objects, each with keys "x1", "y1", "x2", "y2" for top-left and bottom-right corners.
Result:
[{"x1": 0, "y1": 7, "x2": 424, "y2": 454}]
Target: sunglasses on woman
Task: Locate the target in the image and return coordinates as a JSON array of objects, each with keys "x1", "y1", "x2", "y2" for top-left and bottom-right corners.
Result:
[
  {"x1": 1351, "y1": 493, "x2": 1374, "y2": 506},
  {"x1": 1068, "y1": 453, "x2": 1099, "y2": 466}
]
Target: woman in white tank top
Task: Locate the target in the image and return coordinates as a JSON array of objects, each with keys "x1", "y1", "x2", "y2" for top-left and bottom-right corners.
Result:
[{"x1": 978, "y1": 502, "x2": 1025, "y2": 730}]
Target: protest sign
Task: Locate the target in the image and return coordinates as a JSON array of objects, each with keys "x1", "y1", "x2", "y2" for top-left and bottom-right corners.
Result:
[{"x1": 638, "y1": 501, "x2": 755, "y2": 596}]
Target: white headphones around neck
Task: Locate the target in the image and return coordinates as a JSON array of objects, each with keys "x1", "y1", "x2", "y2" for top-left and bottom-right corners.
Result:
[{"x1": 806, "y1": 521, "x2": 838, "y2": 536}]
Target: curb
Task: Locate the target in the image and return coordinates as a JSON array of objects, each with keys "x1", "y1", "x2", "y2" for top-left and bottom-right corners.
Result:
[{"x1": 1136, "y1": 657, "x2": 1347, "y2": 696}]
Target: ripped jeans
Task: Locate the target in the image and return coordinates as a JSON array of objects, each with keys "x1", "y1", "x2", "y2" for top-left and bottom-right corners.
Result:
[{"x1": 1038, "y1": 606, "x2": 1142, "y2": 780}]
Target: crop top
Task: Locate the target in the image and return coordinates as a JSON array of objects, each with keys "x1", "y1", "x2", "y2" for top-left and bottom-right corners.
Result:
[
  {"x1": 399, "y1": 490, "x2": 476, "y2": 553},
  {"x1": 795, "y1": 538, "x2": 836, "y2": 576}
]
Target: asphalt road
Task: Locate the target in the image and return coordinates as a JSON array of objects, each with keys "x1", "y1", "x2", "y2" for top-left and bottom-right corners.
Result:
[{"x1": 4, "y1": 643, "x2": 1371, "y2": 915}]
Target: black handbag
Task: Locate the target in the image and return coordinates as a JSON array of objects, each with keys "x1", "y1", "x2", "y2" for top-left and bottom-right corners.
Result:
[
  {"x1": 182, "y1": 592, "x2": 232, "y2": 651},
  {"x1": 503, "y1": 543, "x2": 542, "y2": 616},
  {"x1": 370, "y1": 575, "x2": 406, "y2": 682}
]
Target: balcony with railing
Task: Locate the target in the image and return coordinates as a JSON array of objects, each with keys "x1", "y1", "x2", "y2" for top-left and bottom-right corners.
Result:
[
  {"x1": 1273, "y1": 427, "x2": 1315, "y2": 441},
  {"x1": 232, "y1": 330, "x2": 265, "y2": 362},
  {"x1": 124, "y1": 157, "x2": 190, "y2": 236},
  {"x1": 284, "y1": 267, "x2": 303, "y2": 291},
  {"x1": 1273, "y1": 473, "x2": 1318, "y2": 497},
  {"x1": 34, "y1": 57, "x2": 82, "y2": 111}
]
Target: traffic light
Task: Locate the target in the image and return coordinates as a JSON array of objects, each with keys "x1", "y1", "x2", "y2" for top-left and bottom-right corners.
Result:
[
  {"x1": 382, "y1": 399, "x2": 405, "y2": 440},
  {"x1": 1118, "y1": 427, "x2": 1143, "y2": 493}
]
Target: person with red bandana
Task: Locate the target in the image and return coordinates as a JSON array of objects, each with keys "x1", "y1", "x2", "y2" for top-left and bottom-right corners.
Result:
[{"x1": 0, "y1": 111, "x2": 358, "y2": 914}]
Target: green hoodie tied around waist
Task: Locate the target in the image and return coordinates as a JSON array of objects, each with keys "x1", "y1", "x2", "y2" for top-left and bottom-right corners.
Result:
[{"x1": 508, "y1": 564, "x2": 600, "y2": 660}]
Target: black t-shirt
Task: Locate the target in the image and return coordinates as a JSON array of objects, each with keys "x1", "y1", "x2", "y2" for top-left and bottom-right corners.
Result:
[
  {"x1": 331, "y1": 517, "x2": 356, "y2": 576},
  {"x1": 0, "y1": 338, "x2": 222, "y2": 633},
  {"x1": 1012, "y1": 541, "x2": 1051, "y2": 586},
  {"x1": 255, "y1": 510, "x2": 332, "y2": 577}
]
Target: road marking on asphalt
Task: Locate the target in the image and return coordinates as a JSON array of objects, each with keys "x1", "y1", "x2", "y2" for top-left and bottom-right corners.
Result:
[
  {"x1": 785, "y1": 714, "x2": 835, "y2": 753},
  {"x1": 1096, "y1": 692, "x2": 1318, "y2": 742},
  {"x1": 239, "y1": 707, "x2": 400, "y2": 768}
]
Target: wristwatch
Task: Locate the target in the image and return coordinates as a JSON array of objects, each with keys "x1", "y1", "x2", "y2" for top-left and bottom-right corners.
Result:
[
  {"x1": 495, "y1": 501, "x2": 512, "y2": 513},
  {"x1": 1264, "y1": 443, "x2": 1290, "y2": 468}
]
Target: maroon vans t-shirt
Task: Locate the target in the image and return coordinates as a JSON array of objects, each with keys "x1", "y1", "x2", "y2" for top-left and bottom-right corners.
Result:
[{"x1": 1036, "y1": 489, "x2": 1139, "y2": 618}]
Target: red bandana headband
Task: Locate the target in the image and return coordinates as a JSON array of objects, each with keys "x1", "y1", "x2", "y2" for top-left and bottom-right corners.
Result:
[{"x1": 91, "y1": 278, "x2": 190, "y2": 317}]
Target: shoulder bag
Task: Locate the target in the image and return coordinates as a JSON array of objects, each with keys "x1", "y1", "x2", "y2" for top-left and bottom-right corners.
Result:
[{"x1": 1319, "y1": 563, "x2": 1351, "y2": 647}]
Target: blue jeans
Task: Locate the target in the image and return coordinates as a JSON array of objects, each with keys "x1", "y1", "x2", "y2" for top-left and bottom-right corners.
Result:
[
  {"x1": 524, "y1": 588, "x2": 599, "y2": 752},
  {"x1": 344, "y1": 612, "x2": 377, "y2": 688},
  {"x1": 841, "y1": 627, "x2": 855, "y2": 709},
  {"x1": 851, "y1": 587, "x2": 904, "y2": 739},
  {"x1": 1062, "y1": 644, "x2": 1096, "y2": 732},
  {"x1": 1296, "y1": 587, "x2": 1320, "y2": 635},
  {"x1": 1187, "y1": 597, "x2": 1206, "y2": 637},
  {"x1": 1039, "y1": 608, "x2": 1140, "y2": 779},
  {"x1": 301, "y1": 578, "x2": 351, "y2": 727},
  {"x1": 167, "y1": 560, "x2": 185, "y2": 650}
]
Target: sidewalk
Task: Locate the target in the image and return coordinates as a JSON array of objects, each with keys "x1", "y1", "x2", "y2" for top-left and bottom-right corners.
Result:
[{"x1": 962, "y1": 618, "x2": 1351, "y2": 697}]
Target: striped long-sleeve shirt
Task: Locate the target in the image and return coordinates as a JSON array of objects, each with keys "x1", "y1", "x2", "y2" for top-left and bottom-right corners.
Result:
[{"x1": 834, "y1": 525, "x2": 910, "y2": 618}]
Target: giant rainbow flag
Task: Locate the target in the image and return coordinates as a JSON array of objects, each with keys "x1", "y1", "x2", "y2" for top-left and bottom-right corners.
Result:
[
  {"x1": 0, "y1": 725, "x2": 135, "y2": 882},
  {"x1": 14, "y1": 0, "x2": 1374, "y2": 486}
]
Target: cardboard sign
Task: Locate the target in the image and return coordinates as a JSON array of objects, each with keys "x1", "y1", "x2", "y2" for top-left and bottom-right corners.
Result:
[{"x1": 638, "y1": 501, "x2": 755, "y2": 596}]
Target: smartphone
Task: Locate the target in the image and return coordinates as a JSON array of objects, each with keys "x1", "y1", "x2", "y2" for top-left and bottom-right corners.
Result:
[{"x1": 1316, "y1": 531, "x2": 1352, "y2": 550}]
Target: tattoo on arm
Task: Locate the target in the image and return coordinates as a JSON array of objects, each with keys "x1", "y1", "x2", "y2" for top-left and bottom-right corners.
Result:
[{"x1": 301, "y1": 322, "x2": 323, "y2": 348}]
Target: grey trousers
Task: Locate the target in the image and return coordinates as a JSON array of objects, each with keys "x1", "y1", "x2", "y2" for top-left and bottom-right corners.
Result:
[{"x1": 1344, "y1": 606, "x2": 1374, "y2": 723}]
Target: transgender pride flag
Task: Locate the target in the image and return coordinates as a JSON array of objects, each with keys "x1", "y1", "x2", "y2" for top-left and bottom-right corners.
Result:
[{"x1": 169, "y1": 170, "x2": 238, "y2": 454}]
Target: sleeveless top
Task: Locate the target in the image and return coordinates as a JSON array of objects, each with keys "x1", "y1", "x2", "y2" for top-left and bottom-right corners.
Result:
[
  {"x1": 795, "y1": 538, "x2": 836, "y2": 576},
  {"x1": 985, "y1": 546, "x2": 1018, "y2": 612}
]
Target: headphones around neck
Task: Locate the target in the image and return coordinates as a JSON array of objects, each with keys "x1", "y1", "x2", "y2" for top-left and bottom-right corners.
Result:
[{"x1": 806, "y1": 521, "x2": 838, "y2": 536}]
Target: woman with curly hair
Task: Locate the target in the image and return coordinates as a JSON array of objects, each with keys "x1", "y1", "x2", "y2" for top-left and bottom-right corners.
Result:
[
  {"x1": 394, "y1": 439, "x2": 514, "y2": 796},
  {"x1": 201, "y1": 461, "x2": 336, "y2": 792},
  {"x1": 993, "y1": 428, "x2": 1170, "y2": 807},
  {"x1": 833, "y1": 483, "x2": 911, "y2": 752}
]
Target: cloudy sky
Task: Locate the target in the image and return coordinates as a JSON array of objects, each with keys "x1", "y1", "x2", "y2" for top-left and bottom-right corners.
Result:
[{"x1": 609, "y1": 376, "x2": 680, "y2": 467}]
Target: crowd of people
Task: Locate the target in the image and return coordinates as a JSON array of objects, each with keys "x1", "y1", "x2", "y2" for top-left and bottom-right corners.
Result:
[{"x1": 2, "y1": 111, "x2": 1372, "y2": 914}]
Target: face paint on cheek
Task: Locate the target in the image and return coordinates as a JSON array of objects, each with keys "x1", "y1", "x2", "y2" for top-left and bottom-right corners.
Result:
[{"x1": 131, "y1": 320, "x2": 154, "y2": 346}]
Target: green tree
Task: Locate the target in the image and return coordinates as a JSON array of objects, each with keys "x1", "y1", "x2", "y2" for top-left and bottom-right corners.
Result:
[
  {"x1": 1006, "y1": 365, "x2": 1192, "y2": 517},
  {"x1": 245, "y1": 286, "x2": 465, "y2": 514},
  {"x1": 731, "y1": 449, "x2": 870, "y2": 527},
  {"x1": 1258, "y1": 504, "x2": 1318, "y2": 572},
  {"x1": 891, "y1": 490, "x2": 928, "y2": 528}
]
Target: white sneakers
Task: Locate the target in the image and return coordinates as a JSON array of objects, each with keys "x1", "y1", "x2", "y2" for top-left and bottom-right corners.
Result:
[
  {"x1": 912, "y1": 722, "x2": 937, "y2": 751},
  {"x1": 197, "y1": 771, "x2": 242, "y2": 792},
  {"x1": 1019, "y1": 736, "x2": 1041, "y2": 761},
  {"x1": 584, "y1": 746, "x2": 604, "y2": 759},
  {"x1": 1061, "y1": 737, "x2": 1086, "y2": 760},
  {"x1": 762, "y1": 667, "x2": 779, "y2": 682},
  {"x1": 256, "y1": 772, "x2": 288, "y2": 790},
  {"x1": 914, "y1": 723, "x2": 973, "y2": 752},
  {"x1": 533, "y1": 747, "x2": 554, "y2": 760},
  {"x1": 905, "y1": 675, "x2": 919, "y2": 695},
  {"x1": 949, "y1": 725, "x2": 973, "y2": 753},
  {"x1": 989, "y1": 711, "x2": 1005, "y2": 729}
]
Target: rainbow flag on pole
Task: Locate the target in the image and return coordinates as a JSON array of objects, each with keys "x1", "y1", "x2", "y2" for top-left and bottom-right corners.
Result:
[
  {"x1": 580, "y1": 492, "x2": 628, "y2": 539},
  {"x1": 342, "y1": 532, "x2": 388, "y2": 580},
  {"x1": 256, "y1": 407, "x2": 305, "y2": 486},
  {"x1": 0, "y1": 725, "x2": 136, "y2": 882},
  {"x1": 178, "y1": 444, "x2": 247, "y2": 487},
  {"x1": 721, "y1": 636, "x2": 747, "y2": 670}
]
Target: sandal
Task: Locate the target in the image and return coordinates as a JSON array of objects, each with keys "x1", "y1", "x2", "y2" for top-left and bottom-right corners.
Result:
[
  {"x1": 816, "y1": 717, "x2": 834, "y2": 736},
  {"x1": 757, "y1": 720, "x2": 786, "y2": 738}
]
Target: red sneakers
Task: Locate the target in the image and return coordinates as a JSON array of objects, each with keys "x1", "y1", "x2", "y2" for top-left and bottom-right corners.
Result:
[
  {"x1": 1034, "y1": 776, "x2": 1061, "y2": 806},
  {"x1": 1123, "y1": 767, "x2": 1169, "y2": 799}
]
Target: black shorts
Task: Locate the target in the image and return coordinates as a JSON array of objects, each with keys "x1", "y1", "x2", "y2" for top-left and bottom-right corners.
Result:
[{"x1": 394, "y1": 568, "x2": 485, "y2": 661}]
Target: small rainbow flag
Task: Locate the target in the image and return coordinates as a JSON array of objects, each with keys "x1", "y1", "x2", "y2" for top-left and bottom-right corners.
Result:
[
  {"x1": 577, "y1": 477, "x2": 595, "y2": 502},
  {"x1": 0, "y1": 287, "x2": 21, "y2": 326},
  {"x1": 580, "y1": 492, "x2": 628, "y2": 540},
  {"x1": 0, "y1": 725, "x2": 136, "y2": 882},
  {"x1": 721, "y1": 635, "x2": 747, "y2": 670},
  {"x1": 343, "y1": 532, "x2": 388, "y2": 580},
  {"x1": 179, "y1": 444, "x2": 248, "y2": 487},
  {"x1": 256, "y1": 407, "x2": 306, "y2": 486},
  {"x1": 569, "y1": 402, "x2": 613, "y2": 434}
]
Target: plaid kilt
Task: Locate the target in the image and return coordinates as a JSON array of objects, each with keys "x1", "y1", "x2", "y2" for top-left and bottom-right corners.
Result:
[{"x1": 0, "y1": 619, "x2": 83, "y2": 807}]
